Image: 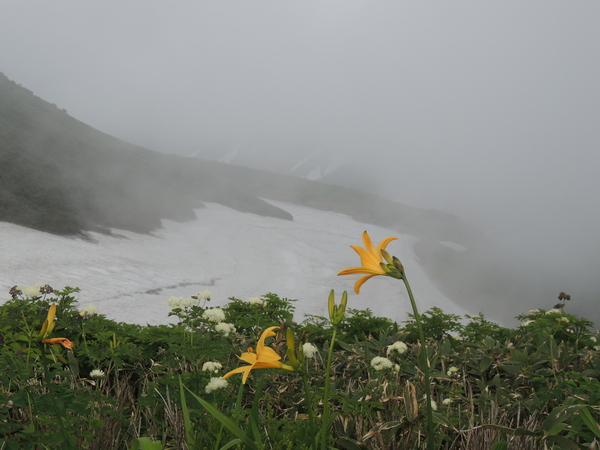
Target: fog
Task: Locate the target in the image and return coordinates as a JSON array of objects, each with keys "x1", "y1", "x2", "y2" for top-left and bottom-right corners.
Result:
[{"x1": 1, "y1": 1, "x2": 599, "y2": 323}]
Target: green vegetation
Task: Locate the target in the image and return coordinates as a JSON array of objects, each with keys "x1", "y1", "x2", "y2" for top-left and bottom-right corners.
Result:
[{"x1": 1, "y1": 285, "x2": 598, "y2": 449}]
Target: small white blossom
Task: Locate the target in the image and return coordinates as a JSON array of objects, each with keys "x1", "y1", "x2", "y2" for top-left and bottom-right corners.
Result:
[
  {"x1": 447, "y1": 366, "x2": 459, "y2": 377},
  {"x1": 168, "y1": 296, "x2": 199, "y2": 309},
  {"x1": 302, "y1": 343, "x2": 318, "y2": 359},
  {"x1": 247, "y1": 297, "x2": 265, "y2": 306},
  {"x1": 205, "y1": 377, "x2": 228, "y2": 394},
  {"x1": 558, "y1": 317, "x2": 570, "y2": 323},
  {"x1": 23, "y1": 284, "x2": 42, "y2": 298},
  {"x1": 594, "y1": 345, "x2": 600, "y2": 351},
  {"x1": 423, "y1": 395, "x2": 438, "y2": 411},
  {"x1": 387, "y1": 341, "x2": 408, "y2": 356},
  {"x1": 215, "y1": 322, "x2": 236, "y2": 337},
  {"x1": 371, "y1": 356, "x2": 393, "y2": 371},
  {"x1": 450, "y1": 334, "x2": 463, "y2": 341},
  {"x1": 519, "y1": 320, "x2": 534, "y2": 328},
  {"x1": 79, "y1": 305, "x2": 99, "y2": 318},
  {"x1": 203, "y1": 308, "x2": 226, "y2": 323},
  {"x1": 196, "y1": 290, "x2": 211, "y2": 300},
  {"x1": 183, "y1": 297, "x2": 200, "y2": 308},
  {"x1": 546, "y1": 309, "x2": 562, "y2": 315},
  {"x1": 202, "y1": 361, "x2": 223, "y2": 373},
  {"x1": 527, "y1": 309, "x2": 541, "y2": 316},
  {"x1": 591, "y1": 337, "x2": 597, "y2": 343},
  {"x1": 167, "y1": 296, "x2": 182, "y2": 309},
  {"x1": 90, "y1": 369, "x2": 105, "y2": 378},
  {"x1": 443, "y1": 398, "x2": 452, "y2": 406},
  {"x1": 393, "y1": 364, "x2": 400, "y2": 373}
]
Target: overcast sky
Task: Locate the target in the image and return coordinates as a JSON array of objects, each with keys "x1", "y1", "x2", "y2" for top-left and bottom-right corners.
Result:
[{"x1": 2, "y1": 1, "x2": 599, "y2": 315}]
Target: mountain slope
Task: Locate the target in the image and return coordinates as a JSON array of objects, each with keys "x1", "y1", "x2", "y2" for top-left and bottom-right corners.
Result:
[
  {"x1": 0, "y1": 72, "x2": 293, "y2": 234},
  {"x1": 0, "y1": 71, "x2": 471, "y2": 245}
]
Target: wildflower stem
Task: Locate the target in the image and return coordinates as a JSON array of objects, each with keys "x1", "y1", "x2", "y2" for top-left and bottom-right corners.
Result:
[
  {"x1": 402, "y1": 276, "x2": 435, "y2": 450},
  {"x1": 233, "y1": 378, "x2": 245, "y2": 425},
  {"x1": 321, "y1": 325, "x2": 338, "y2": 450},
  {"x1": 301, "y1": 370, "x2": 316, "y2": 440}
]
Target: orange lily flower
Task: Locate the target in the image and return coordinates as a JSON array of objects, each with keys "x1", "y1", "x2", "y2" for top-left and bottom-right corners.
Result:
[
  {"x1": 338, "y1": 230, "x2": 398, "y2": 294},
  {"x1": 41, "y1": 338, "x2": 76, "y2": 349},
  {"x1": 39, "y1": 303, "x2": 75, "y2": 349},
  {"x1": 39, "y1": 303, "x2": 57, "y2": 339},
  {"x1": 222, "y1": 326, "x2": 293, "y2": 383}
]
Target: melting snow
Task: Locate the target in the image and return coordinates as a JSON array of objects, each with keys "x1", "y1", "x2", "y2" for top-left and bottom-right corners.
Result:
[{"x1": 1, "y1": 201, "x2": 469, "y2": 325}]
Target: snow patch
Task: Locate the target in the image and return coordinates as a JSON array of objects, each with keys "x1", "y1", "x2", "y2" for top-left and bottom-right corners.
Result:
[{"x1": 1, "y1": 201, "x2": 470, "y2": 325}]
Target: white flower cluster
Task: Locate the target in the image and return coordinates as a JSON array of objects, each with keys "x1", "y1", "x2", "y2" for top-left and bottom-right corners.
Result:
[
  {"x1": 205, "y1": 377, "x2": 228, "y2": 394},
  {"x1": 247, "y1": 297, "x2": 265, "y2": 306},
  {"x1": 23, "y1": 284, "x2": 42, "y2": 298},
  {"x1": 519, "y1": 320, "x2": 534, "y2": 327},
  {"x1": 195, "y1": 290, "x2": 211, "y2": 300},
  {"x1": 558, "y1": 317, "x2": 570, "y2": 323},
  {"x1": 202, "y1": 361, "x2": 223, "y2": 373},
  {"x1": 90, "y1": 369, "x2": 105, "y2": 379},
  {"x1": 546, "y1": 309, "x2": 562, "y2": 315},
  {"x1": 203, "y1": 308, "x2": 226, "y2": 323},
  {"x1": 442, "y1": 398, "x2": 452, "y2": 406},
  {"x1": 79, "y1": 305, "x2": 99, "y2": 318},
  {"x1": 167, "y1": 296, "x2": 199, "y2": 310},
  {"x1": 302, "y1": 343, "x2": 318, "y2": 359},
  {"x1": 450, "y1": 334, "x2": 463, "y2": 341},
  {"x1": 527, "y1": 309, "x2": 541, "y2": 316},
  {"x1": 215, "y1": 322, "x2": 236, "y2": 337},
  {"x1": 446, "y1": 366, "x2": 459, "y2": 377},
  {"x1": 387, "y1": 341, "x2": 408, "y2": 356},
  {"x1": 371, "y1": 356, "x2": 393, "y2": 371}
]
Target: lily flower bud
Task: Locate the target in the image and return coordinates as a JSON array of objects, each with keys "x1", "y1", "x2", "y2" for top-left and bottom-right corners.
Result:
[{"x1": 328, "y1": 290, "x2": 348, "y2": 326}]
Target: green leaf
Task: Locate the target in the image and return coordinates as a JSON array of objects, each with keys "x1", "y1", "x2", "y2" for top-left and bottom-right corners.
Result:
[
  {"x1": 432, "y1": 412, "x2": 457, "y2": 430},
  {"x1": 184, "y1": 386, "x2": 259, "y2": 450},
  {"x1": 542, "y1": 405, "x2": 584, "y2": 435},
  {"x1": 178, "y1": 376, "x2": 196, "y2": 449},
  {"x1": 67, "y1": 350, "x2": 79, "y2": 378},
  {"x1": 219, "y1": 439, "x2": 243, "y2": 450},
  {"x1": 129, "y1": 437, "x2": 163, "y2": 450},
  {"x1": 544, "y1": 434, "x2": 581, "y2": 450},
  {"x1": 578, "y1": 407, "x2": 600, "y2": 439}
]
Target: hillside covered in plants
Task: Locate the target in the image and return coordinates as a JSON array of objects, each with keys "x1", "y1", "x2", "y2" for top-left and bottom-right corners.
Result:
[{"x1": 1, "y1": 283, "x2": 598, "y2": 449}]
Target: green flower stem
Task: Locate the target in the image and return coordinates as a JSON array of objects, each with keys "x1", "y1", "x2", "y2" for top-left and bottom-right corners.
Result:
[
  {"x1": 233, "y1": 378, "x2": 245, "y2": 425},
  {"x1": 301, "y1": 368, "x2": 316, "y2": 441},
  {"x1": 402, "y1": 276, "x2": 435, "y2": 450},
  {"x1": 321, "y1": 325, "x2": 338, "y2": 450},
  {"x1": 302, "y1": 370, "x2": 315, "y2": 435}
]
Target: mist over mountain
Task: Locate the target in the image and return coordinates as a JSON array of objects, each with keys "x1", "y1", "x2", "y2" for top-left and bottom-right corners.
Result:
[
  {"x1": 1, "y1": 70, "x2": 598, "y2": 328},
  {"x1": 192, "y1": 137, "x2": 600, "y2": 328}
]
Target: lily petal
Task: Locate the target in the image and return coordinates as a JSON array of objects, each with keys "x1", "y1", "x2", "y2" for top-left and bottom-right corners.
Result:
[
  {"x1": 42, "y1": 338, "x2": 75, "y2": 349},
  {"x1": 338, "y1": 231, "x2": 398, "y2": 294},
  {"x1": 221, "y1": 326, "x2": 294, "y2": 383}
]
